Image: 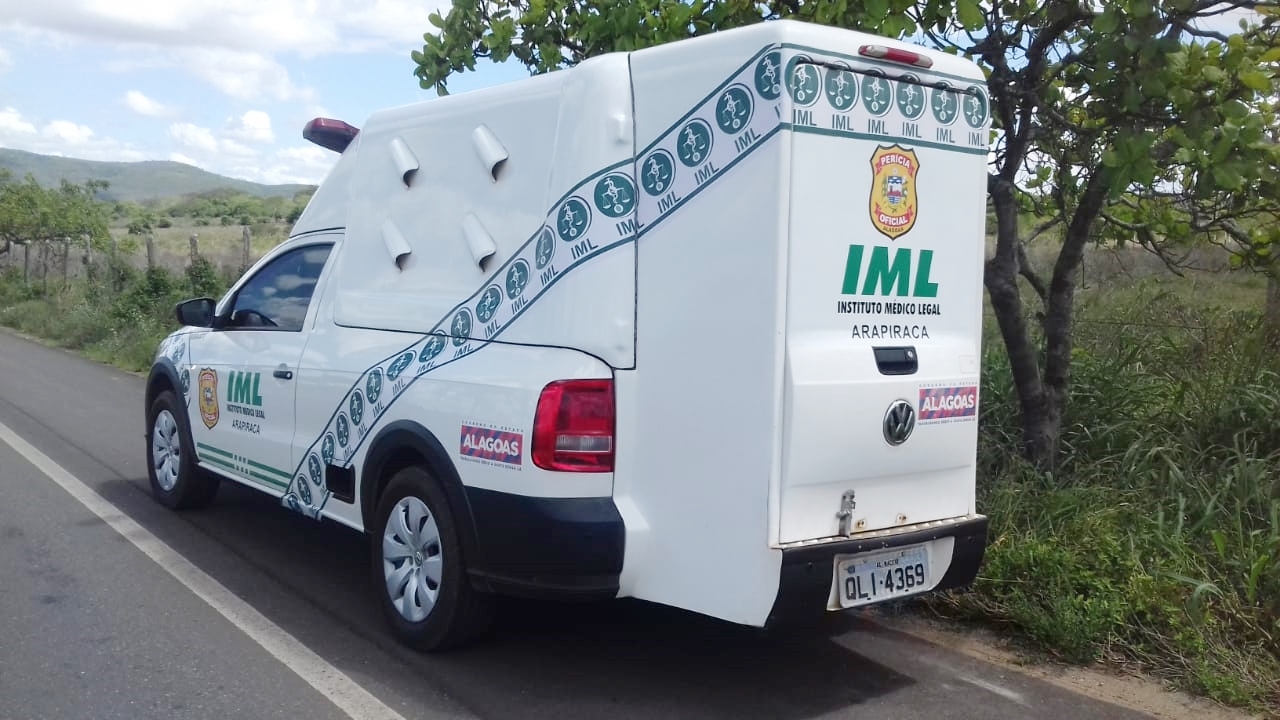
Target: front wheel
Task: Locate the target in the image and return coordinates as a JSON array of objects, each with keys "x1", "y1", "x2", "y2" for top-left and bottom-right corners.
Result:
[
  {"x1": 146, "y1": 389, "x2": 219, "y2": 509},
  {"x1": 372, "y1": 465, "x2": 493, "y2": 651}
]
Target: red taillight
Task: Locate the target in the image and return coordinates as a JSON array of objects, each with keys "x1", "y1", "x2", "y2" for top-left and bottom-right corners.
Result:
[
  {"x1": 858, "y1": 44, "x2": 934, "y2": 69},
  {"x1": 532, "y1": 379, "x2": 615, "y2": 473}
]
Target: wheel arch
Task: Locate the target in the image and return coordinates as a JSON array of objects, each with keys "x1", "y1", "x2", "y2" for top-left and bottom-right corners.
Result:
[
  {"x1": 146, "y1": 359, "x2": 183, "y2": 417},
  {"x1": 360, "y1": 421, "x2": 480, "y2": 573}
]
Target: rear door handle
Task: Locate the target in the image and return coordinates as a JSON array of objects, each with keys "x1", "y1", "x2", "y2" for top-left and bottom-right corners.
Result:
[{"x1": 273, "y1": 365, "x2": 293, "y2": 380}]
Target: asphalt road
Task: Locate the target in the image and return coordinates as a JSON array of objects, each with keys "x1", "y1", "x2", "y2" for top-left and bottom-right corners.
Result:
[{"x1": 0, "y1": 330, "x2": 1153, "y2": 720}]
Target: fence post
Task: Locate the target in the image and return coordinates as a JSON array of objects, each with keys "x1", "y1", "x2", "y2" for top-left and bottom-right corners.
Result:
[
  {"x1": 23, "y1": 242, "x2": 30, "y2": 285},
  {"x1": 189, "y1": 232, "x2": 199, "y2": 265},
  {"x1": 40, "y1": 239, "x2": 48, "y2": 295},
  {"x1": 62, "y1": 238, "x2": 70, "y2": 289},
  {"x1": 1266, "y1": 261, "x2": 1280, "y2": 350},
  {"x1": 146, "y1": 234, "x2": 156, "y2": 270},
  {"x1": 241, "y1": 226, "x2": 251, "y2": 272},
  {"x1": 109, "y1": 235, "x2": 119, "y2": 296}
]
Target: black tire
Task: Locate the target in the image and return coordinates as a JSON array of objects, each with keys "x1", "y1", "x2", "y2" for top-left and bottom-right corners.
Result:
[
  {"x1": 371, "y1": 465, "x2": 493, "y2": 651},
  {"x1": 146, "y1": 389, "x2": 219, "y2": 510}
]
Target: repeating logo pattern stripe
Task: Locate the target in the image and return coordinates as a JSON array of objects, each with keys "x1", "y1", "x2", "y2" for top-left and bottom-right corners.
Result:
[{"x1": 279, "y1": 42, "x2": 991, "y2": 519}]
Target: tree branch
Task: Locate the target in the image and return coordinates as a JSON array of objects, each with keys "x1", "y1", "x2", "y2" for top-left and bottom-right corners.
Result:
[{"x1": 1016, "y1": 243, "x2": 1049, "y2": 305}]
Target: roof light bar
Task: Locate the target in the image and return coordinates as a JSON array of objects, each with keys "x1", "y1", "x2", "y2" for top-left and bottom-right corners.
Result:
[
  {"x1": 303, "y1": 118, "x2": 360, "y2": 153},
  {"x1": 858, "y1": 45, "x2": 934, "y2": 69}
]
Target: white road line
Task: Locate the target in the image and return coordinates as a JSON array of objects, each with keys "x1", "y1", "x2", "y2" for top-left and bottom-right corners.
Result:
[{"x1": 0, "y1": 420, "x2": 408, "y2": 720}]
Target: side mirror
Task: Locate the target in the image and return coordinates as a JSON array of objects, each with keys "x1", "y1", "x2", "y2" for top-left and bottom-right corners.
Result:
[{"x1": 174, "y1": 298, "x2": 216, "y2": 327}]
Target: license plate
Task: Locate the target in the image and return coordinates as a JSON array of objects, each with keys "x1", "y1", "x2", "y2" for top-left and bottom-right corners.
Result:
[{"x1": 835, "y1": 544, "x2": 930, "y2": 609}]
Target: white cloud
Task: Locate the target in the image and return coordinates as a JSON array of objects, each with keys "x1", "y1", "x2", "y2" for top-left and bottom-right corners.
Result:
[
  {"x1": 181, "y1": 47, "x2": 312, "y2": 102},
  {"x1": 220, "y1": 138, "x2": 258, "y2": 157},
  {"x1": 124, "y1": 89, "x2": 174, "y2": 117},
  {"x1": 0, "y1": 107, "x2": 148, "y2": 161},
  {"x1": 0, "y1": 107, "x2": 36, "y2": 135},
  {"x1": 225, "y1": 110, "x2": 274, "y2": 143},
  {"x1": 0, "y1": 0, "x2": 448, "y2": 56},
  {"x1": 0, "y1": 0, "x2": 450, "y2": 182},
  {"x1": 226, "y1": 145, "x2": 335, "y2": 185},
  {"x1": 169, "y1": 122, "x2": 218, "y2": 152},
  {"x1": 42, "y1": 119, "x2": 94, "y2": 144}
]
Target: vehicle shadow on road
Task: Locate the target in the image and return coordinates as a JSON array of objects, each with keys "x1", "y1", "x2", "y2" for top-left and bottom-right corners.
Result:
[
  {"x1": 446, "y1": 598, "x2": 917, "y2": 719},
  {"x1": 127, "y1": 478, "x2": 917, "y2": 720}
]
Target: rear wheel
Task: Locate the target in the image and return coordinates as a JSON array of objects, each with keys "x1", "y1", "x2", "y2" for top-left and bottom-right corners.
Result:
[
  {"x1": 146, "y1": 389, "x2": 219, "y2": 509},
  {"x1": 372, "y1": 465, "x2": 493, "y2": 651}
]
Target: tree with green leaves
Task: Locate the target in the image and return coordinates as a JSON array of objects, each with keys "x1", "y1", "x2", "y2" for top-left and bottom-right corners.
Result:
[
  {"x1": 0, "y1": 172, "x2": 112, "y2": 256},
  {"x1": 413, "y1": 0, "x2": 1280, "y2": 470}
]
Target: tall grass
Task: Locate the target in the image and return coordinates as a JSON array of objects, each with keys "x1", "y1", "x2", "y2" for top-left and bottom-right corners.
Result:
[
  {"x1": 931, "y1": 280, "x2": 1280, "y2": 711},
  {"x1": 0, "y1": 257, "x2": 233, "y2": 372}
]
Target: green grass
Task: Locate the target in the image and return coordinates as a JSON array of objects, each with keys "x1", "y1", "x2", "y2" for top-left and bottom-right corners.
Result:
[
  {"x1": 925, "y1": 262, "x2": 1280, "y2": 712},
  {"x1": 0, "y1": 257, "x2": 234, "y2": 372},
  {"x1": 109, "y1": 220, "x2": 289, "y2": 276}
]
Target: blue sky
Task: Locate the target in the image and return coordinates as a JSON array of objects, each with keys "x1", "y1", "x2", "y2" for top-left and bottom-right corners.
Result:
[{"x1": 0, "y1": 0, "x2": 528, "y2": 186}]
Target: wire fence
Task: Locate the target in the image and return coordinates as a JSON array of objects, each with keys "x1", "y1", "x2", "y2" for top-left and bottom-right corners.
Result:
[{"x1": 0, "y1": 227, "x2": 258, "y2": 289}]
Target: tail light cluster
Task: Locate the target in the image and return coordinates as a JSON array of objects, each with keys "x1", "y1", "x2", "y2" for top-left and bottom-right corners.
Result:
[{"x1": 531, "y1": 379, "x2": 615, "y2": 472}]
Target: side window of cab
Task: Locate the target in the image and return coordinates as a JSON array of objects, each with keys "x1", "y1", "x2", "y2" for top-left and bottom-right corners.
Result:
[{"x1": 224, "y1": 244, "x2": 333, "y2": 332}]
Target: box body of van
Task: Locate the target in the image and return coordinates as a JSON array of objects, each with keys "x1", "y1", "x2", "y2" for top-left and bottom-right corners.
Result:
[{"x1": 147, "y1": 19, "x2": 990, "y2": 648}]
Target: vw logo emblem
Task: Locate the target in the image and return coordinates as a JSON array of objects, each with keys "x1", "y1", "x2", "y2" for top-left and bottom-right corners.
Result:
[{"x1": 883, "y1": 399, "x2": 916, "y2": 446}]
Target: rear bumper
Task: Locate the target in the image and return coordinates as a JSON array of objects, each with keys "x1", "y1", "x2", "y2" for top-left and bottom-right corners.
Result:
[
  {"x1": 766, "y1": 515, "x2": 989, "y2": 625},
  {"x1": 463, "y1": 487, "x2": 625, "y2": 601}
]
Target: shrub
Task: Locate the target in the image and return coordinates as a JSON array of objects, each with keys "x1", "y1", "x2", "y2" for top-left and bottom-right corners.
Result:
[{"x1": 929, "y1": 286, "x2": 1280, "y2": 712}]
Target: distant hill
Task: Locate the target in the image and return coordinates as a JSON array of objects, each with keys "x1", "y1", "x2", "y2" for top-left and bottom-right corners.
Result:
[{"x1": 0, "y1": 147, "x2": 315, "y2": 202}]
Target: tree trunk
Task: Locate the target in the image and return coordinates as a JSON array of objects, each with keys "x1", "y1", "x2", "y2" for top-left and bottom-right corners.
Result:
[
  {"x1": 1040, "y1": 168, "x2": 1112, "y2": 464},
  {"x1": 984, "y1": 175, "x2": 1055, "y2": 469}
]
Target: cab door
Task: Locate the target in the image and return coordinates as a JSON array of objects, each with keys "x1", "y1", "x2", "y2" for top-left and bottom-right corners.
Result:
[{"x1": 187, "y1": 242, "x2": 334, "y2": 495}]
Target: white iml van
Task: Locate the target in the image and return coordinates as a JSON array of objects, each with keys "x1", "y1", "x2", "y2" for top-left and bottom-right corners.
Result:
[{"x1": 145, "y1": 19, "x2": 991, "y2": 650}]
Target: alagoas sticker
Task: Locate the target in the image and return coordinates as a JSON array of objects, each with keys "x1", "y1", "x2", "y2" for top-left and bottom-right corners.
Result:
[
  {"x1": 198, "y1": 368, "x2": 219, "y2": 429},
  {"x1": 918, "y1": 384, "x2": 978, "y2": 423},
  {"x1": 870, "y1": 145, "x2": 920, "y2": 240},
  {"x1": 460, "y1": 423, "x2": 523, "y2": 469}
]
